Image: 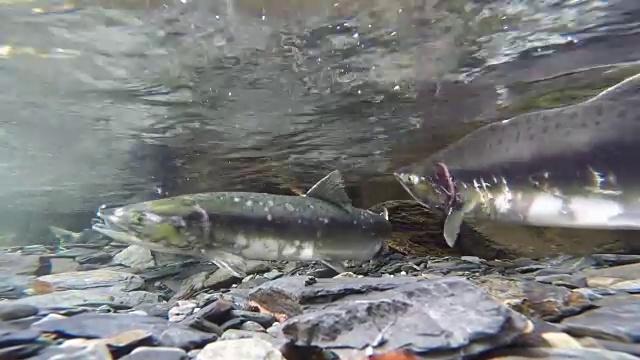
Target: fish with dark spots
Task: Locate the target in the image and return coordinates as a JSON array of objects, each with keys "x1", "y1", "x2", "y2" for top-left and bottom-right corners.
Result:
[
  {"x1": 394, "y1": 72, "x2": 640, "y2": 248},
  {"x1": 93, "y1": 170, "x2": 392, "y2": 277}
]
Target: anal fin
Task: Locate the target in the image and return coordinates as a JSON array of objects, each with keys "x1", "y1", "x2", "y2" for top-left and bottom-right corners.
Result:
[{"x1": 607, "y1": 212, "x2": 640, "y2": 228}]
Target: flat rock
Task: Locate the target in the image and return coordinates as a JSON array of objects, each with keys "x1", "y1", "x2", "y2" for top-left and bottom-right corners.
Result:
[
  {"x1": 0, "y1": 275, "x2": 35, "y2": 299},
  {"x1": 120, "y1": 346, "x2": 188, "y2": 360},
  {"x1": 31, "y1": 313, "x2": 217, "y2": 350},
  {"x1": 113, "y1": 245, "x2": 156, "y2": 269},
  {"x1": 177, "y1": 299, "x2": 233, "y2": 333},
  {"x1": 280, "y1": 277, "x2": 529, "y2": 359},
  {"x1": 514, "y1": 281, "x2": 594, "y2": 321},
  {"x1": 197, "y1": 262, "x2": 282, "y2": 293},
  {"x1": 578, "y1": 263, "x2": 640, "y2": 281},
  {"x1": 560, "y1": 295, "x2": 640, "y2": 342},
  {"x1": 8, "y1": 289, "x2": 162, "y2": 309},
  {"x1": 26, "y1": 339, "x2": 113, "y2": 360},
  {"x1": 486, "y1": 347, "x2": 640, "y2": 359},
  {"x1": 592, "y1": 254, "x2": 640, "y2": 267},
  {"x1": 248, "y1": 275, "x2": 425, "y2": 319},
  {"x1": 53, "y1": 248, "x2": 102, "y2": 258},
  {"x1": 34, "y1": 270, "x2": 144, "y2": 292},
  {"x1": 220, "y1": 329, "x2": 275, "y2": 342},
  {"x1": 49, "y1": 258, "x2": 78, "y2": 274},
  {"x1": 75, "y1": 251, "x2": 112, "y2": 265},
  {"x1": 0, "y1": 303, "x2": 38, "y2": 321},
  {"x1": 0, "y1": 343, "x2": 46, "y2": 359},
  {"x1": 196, "y1": 338, "x2": 285, "y2": 360}
]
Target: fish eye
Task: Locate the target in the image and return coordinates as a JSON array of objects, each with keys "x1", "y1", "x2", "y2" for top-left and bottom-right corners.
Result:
[
  {"x1": 409, "y1": 174, "x2": 422, "y2": 185},
  {"x1": 130, "y1": 212, "x2": 145, "y2": 225}
]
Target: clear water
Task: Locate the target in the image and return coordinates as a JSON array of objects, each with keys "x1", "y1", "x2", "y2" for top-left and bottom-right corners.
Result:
[{"x1": 2, "y1": 0, "x2": 640, "y2": 243}]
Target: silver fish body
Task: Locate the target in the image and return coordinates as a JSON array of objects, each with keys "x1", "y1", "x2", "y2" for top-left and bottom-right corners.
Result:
[
  {"x1": 93, "y1": 170, "x2": 391, "y2": 275},
  {"x1": 394, "y1": 73, "x2": 640, "y2": 247}
]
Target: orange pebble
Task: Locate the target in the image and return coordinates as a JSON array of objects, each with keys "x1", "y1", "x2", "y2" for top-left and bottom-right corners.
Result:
[{"x1": 367, "y1": 349, "x2": 420, "y2": 360}]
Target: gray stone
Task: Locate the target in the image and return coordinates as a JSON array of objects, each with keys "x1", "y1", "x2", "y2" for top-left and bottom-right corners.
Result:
[
  {"x1": 518, "y1": 281, "x2": 594, "y2": 321},
  {"x1": 196, "y1": 338, "x2": 285, "y2": 360},
  {"x1": 230, "y1": 310, "x2": 276, "y2": 329},
  {"x1": 262, "y1": 271, "x2": 284, "y2": 281},
  {"x1": 241, "y1": 321, "x2": 266, "y2": 332},
  {"x1": 578, "y1": 263, "x2": 640, "y2": 281},
  {"x1": 113, "y1": 245, "x2": 156, "y2": 269},
  {"x1": 168, "y1": 301, "x2": 197, "y2": 322},
  {"x1": 561, "y1": 295, "x2": 640, "y2": 342},
  {"x1": 279, "y1": 277, "x2": 528, "y2": 359},
  {"x1": 220, "y1": 329, "x2": 279, "y2": 344},
  {"x1": 54, "y1": 248, "x2": 100, "y2": 258},
  {"x1": 120, "y1": 346, "x2": 188, "y2": 360},
  {"x1": 200, "y1": 261, "x2": 272, "y2": 292},
  {"x1": 31, "y1": 313, "x2": 217, "y2": 350},
  {"x1": 178, "y1": 299, "x2": 233, "y2": 334},
  {"x1": 0, "y1": 328, "x2": 41, "y2": 347},
  {"x1": 171, "y1": 272, "x2": 210, "y2": 302},
  {"x1": 535, "y1": 274, "x2": 581, "y2": 287},
  {"x1": 134, "y1": 302, "x2": 173, "y2": 319},
  {"x1": 0, "y1": 303, "x2": 38, "y2": 321},
  {"x1": 203, "y1": 269, "x2": 243, "y2": 291},
  {"x1": 609, "y1": 280, "x2": 640, "y2": 294}
]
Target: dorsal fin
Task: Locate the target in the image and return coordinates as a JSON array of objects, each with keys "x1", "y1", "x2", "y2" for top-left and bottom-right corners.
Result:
[
  {"x1": 304, "y1": 170, "x2": 353, "y2": 209},
  {"x1": 589, "y1": 72, "x2": 640, "y2": 102}
]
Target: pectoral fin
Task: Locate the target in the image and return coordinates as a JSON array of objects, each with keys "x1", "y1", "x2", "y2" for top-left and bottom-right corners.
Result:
[
  {"x1": 443, "y1": 209, "x2": 465, "y2": 248},
  {"x1": 321, "y1": 259, "x2": 347, "y2": 274},
  {"x1": 380, "y1": 208, "x2": 389, "y2": 221},
  {"x1": 202, "y1": 249, "x2": 248, "y2": 278}
]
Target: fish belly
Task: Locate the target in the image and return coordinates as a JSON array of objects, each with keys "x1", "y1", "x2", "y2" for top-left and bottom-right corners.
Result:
[
  {"x1": 507, "y1": 193, "x2": 640, "y2": 229},
  {"x1": 227, "y1": 232, "x2": 318, "y2": 261}
]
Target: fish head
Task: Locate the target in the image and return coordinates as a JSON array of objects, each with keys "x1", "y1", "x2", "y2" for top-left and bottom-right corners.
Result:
[
  {"x1": 93, "y1": 198, "x2": 209, "y2": 255},
  {"x1": 393, "y1": 162, "x2": 457, "y2": 214}
]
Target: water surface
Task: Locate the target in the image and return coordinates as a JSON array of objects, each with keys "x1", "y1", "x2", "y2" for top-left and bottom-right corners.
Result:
[{"x1": 2, "y1": 0, "x2": 640, "y2": 242}]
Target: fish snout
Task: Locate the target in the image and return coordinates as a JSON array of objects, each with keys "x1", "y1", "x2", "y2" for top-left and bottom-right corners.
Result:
[{"x1": 95, "y1": 203, "x2": 146, "y2": 232}]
